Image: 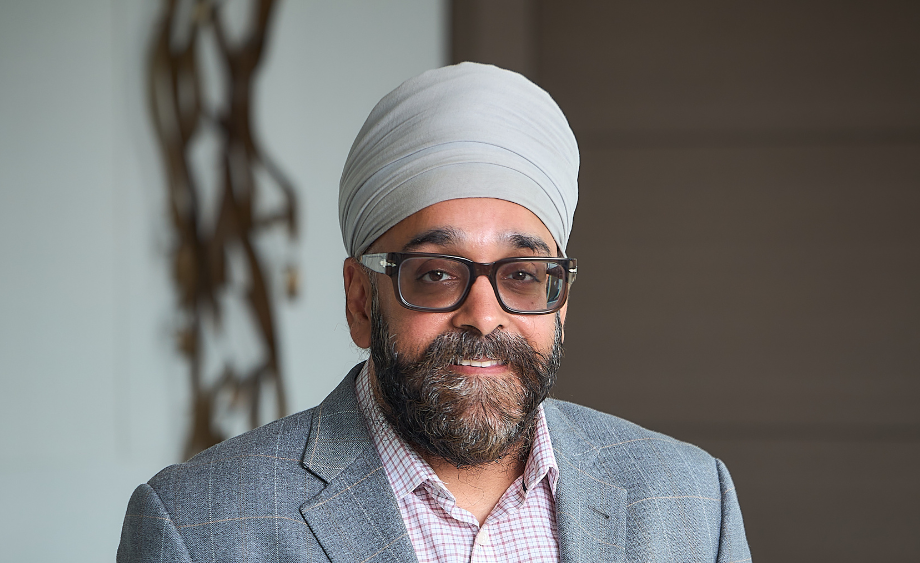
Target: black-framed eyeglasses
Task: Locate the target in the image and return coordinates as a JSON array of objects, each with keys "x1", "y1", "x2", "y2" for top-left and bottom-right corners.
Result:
[{"x1": 360, "y1": 252, "x2": 577, "y2": 314}]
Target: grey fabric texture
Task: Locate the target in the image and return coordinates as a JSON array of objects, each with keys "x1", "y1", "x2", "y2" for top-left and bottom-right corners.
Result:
[
  {"x1": 118, "y1": 364, "x2": 751, "y2": 562},
  {"x1": 338, "y1": 62, "x2": 579, "y2": 257}
]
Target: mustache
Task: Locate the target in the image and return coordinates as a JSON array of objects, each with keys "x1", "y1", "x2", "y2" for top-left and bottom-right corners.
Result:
[{"x1": 409, "y1": 329, "x2": 552, "y2": 379}]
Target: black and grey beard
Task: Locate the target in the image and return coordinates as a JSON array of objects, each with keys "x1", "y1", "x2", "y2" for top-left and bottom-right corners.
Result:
[{"x1": 368, "y1": 288, "x2": 563, "y2": 468}]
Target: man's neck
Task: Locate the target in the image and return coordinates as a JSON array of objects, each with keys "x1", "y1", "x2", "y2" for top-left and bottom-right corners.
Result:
[{"x1": 422, "y1": 452, "x2": 526, "y2": 527}]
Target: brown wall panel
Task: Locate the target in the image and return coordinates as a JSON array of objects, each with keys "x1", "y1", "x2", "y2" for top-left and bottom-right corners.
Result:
[
  {"x1": 452, "y1": 0, "x2": 536, "y2": 78},
  {"x1": 452, "y1": 1, "x2": 920, "y2": 558},
  {"x1": 556, "y1": 146, "x2": 920, "y2": 433},
  {"x1": 538, "y1": 1, "x2": 920, "y2": 134}
]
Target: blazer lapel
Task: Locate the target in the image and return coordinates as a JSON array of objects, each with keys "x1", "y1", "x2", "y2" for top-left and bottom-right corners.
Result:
[
  {"x1": 545, "y1": 400, "x2": 627, "y2": 563},
  {"x1": 299, "y1": 365, "x2": 418, "y2": 563}
]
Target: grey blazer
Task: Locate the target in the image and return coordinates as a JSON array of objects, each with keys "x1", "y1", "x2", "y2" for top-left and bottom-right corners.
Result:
[{"x1": 118, "y1": 364, "x2": 751, "y2": 562}]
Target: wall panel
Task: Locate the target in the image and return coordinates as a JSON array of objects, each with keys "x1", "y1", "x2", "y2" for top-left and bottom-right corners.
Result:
[{"x1": 453, "y1": 1, "x2": 919, "y2": 558}]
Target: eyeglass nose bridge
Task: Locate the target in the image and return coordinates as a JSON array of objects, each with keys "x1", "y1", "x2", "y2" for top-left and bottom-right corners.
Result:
[
  {"x1": 460, "y1": 261, "x2": 506, "y2": 309},
  {"x1": 468, "y1": 260, "x2": 500, "y2": 281}
]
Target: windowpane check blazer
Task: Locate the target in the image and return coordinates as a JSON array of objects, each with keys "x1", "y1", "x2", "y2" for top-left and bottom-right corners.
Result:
[{"x1": 118, "y1": 364, "x2": 752, "y2": 562}]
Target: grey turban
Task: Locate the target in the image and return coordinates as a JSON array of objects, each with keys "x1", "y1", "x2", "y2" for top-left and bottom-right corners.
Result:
[{"x1": 339, "y1": 62, "x2": 579, "y2": 257}]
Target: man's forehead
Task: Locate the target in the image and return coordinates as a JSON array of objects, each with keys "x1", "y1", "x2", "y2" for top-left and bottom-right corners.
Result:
[{"x1": 372, "y1": 198, "x2": 558, "y2": 256}]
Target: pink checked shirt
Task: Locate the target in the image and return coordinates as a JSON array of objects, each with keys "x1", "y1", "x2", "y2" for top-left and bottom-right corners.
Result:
[{"x1": 356, "y1": 364, "x2": 560, "y2": 562}]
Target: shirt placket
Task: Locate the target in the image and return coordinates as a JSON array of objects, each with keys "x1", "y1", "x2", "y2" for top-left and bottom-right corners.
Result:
[
  {"x1": 468, "y1": 475, "x2": 530, "y2": 562},
  {"x1": 470, "y1": 524, "x2": 493, "y2": 562}
]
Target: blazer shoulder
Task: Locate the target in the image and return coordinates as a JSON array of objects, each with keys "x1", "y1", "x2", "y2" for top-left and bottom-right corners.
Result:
[
  {"x1": 144, "y1": 406, "x2": 322, "y2": 520},
  {"x1": 147, "y1": 364, "x2": 366, "y2": 493},
  {"x1": 157, "y1": 406, "x2": 316, "y2": 473},
  {"x1": 545, "y1": 398, "x2": 724, "y2": 493},
  {"x1": 120, "y1": 368, "x2": 376, "y2": 561},
  {"x1": 545, "y1": 399, "x2": 750, "y2": 561}
]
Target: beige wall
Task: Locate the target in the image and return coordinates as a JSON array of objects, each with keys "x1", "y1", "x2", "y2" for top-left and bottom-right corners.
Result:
[{"x1": 454, "y1": 1, "x2": 919, "y2": 559}]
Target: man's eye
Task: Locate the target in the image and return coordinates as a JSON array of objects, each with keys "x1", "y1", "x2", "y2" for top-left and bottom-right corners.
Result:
[
  {"x1": 419, "y1": 270, "x2": 453, "y2": 283},
  {"x1": 507, "y1": 270, "x2": 538, "y2": 282}
]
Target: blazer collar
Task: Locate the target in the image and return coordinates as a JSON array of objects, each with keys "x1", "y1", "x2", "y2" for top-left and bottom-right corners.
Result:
[
  {"x1": 299, "y1": 363, "x2": 418, "y2": 563},
  {"x1": 545, "y1": 399, "x2": 628, "y2": 563}
]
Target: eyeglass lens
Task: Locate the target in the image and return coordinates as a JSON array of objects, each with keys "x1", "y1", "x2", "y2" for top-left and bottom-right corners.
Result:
[{"x1": 396, "y1": 256, "x2": 567, "y2": 312}]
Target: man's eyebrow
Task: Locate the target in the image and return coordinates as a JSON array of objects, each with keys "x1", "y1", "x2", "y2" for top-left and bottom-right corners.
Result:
[
  {"x1": 402, "y1": 228, "x2": 464, "y2": 251},
  {"x1": 401, "y1": 228, "x2": 552, "y2": 255},
  {"x1": 507, "y1": 233, "x2": 552, "y2": 255}
]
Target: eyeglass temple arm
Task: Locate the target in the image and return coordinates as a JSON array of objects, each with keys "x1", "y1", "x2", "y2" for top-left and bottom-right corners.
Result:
[{"x1": 359, "y1": 253, "x2": 395, "y2": 274}]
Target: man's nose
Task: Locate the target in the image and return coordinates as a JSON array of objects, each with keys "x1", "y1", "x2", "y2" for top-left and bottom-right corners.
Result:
[{"x1": 451, "y1": 275, "x2": 511, "y2": 336}]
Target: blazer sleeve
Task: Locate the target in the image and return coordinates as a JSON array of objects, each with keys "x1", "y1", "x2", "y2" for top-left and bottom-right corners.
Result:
[
  {"x1": 117, "y1": 483, "x2": 193, "y2": 563},
  {"x1": 716, "y1": 458, "x2": 753, "y2": 563}
]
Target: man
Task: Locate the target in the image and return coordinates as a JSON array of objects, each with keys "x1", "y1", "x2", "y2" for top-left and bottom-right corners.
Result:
[{"x1": 119, "y1": 63, "x2": 751, "y2": 562}]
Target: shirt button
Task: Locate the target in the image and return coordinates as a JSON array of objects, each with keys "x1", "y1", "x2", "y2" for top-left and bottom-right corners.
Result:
[{"x1": 474, "y1": 526, "x2": 490, "y2": 546}]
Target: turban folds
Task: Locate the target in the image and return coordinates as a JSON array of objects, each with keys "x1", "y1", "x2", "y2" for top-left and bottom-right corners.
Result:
[{"x1": 339, "y1": 62, "x2": 579, "y2": 257}]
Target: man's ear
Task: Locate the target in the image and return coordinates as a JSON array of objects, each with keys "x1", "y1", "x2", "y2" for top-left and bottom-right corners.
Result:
[{"x1": 343, "y1": 257, "x2": 372, "y2": 349}]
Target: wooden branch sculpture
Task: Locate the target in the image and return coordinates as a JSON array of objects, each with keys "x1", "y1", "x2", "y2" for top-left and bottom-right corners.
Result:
[{"x1": 147, "y1": 0, "x2": 298, "y2": 459}]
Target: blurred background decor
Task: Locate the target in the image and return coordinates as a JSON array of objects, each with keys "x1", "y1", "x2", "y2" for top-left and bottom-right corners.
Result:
[{"x1": 148, "y1": 0, "x2": 297, "y2": 459}]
